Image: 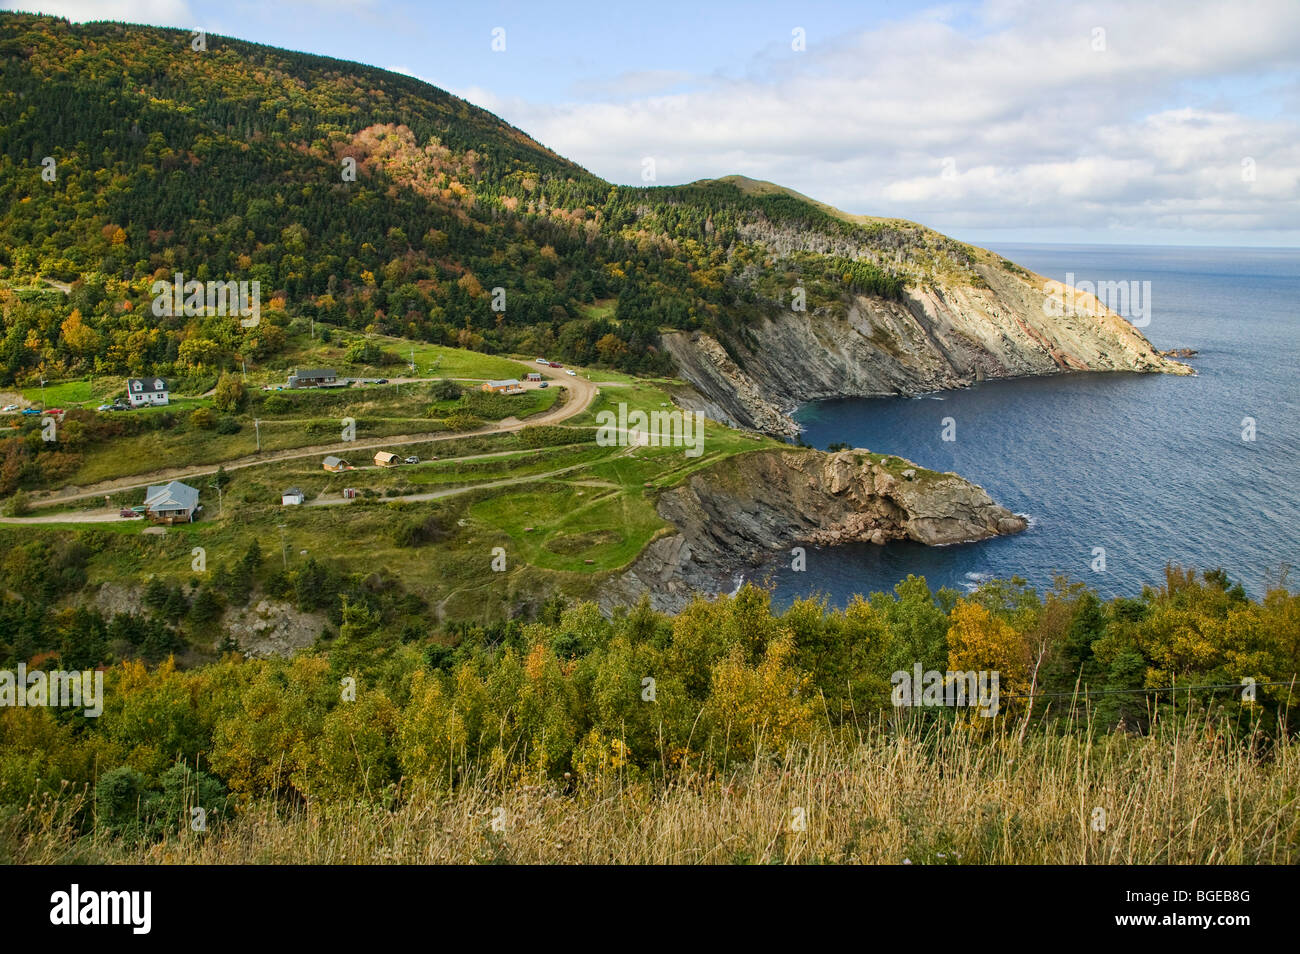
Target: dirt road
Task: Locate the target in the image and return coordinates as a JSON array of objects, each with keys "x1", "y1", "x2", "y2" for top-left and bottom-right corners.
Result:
[{"x1": 8, "y1": 366, "x2": 598, "y2": 520}]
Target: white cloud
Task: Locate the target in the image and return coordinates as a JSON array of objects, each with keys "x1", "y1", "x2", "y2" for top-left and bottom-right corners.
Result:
[
  {"x1": 0, "y1": 0, "x2": 194, "y2": 26},
  {"x1": 467, "y1": 0, "x2": 1300, "y2": 239}
]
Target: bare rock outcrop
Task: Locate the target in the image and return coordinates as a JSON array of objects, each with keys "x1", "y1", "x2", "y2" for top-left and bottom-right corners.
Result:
[
  {"x1": 664, "y1": 260, "x2": 1192, "y2": 435},
  {"x1": 602, "y1": 448, "x2": 1026, "y2": 612}
]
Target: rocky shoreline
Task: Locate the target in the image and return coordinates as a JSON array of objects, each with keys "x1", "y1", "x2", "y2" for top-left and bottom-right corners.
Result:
[
  {"x1": 602, "y1": 447, "x2": 1027, "y2": 613},
  {"x1": 662, "y1": 260, "x2": 1193, "y2": 437}
]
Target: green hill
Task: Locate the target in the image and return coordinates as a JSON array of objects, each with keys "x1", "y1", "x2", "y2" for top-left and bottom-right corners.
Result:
[{"x1": 0, "y1": 11, "x2": 966, "y2": 392}]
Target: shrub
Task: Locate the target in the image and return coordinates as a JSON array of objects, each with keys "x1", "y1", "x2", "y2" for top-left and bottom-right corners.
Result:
[
  {"x1": 444, "y1": 411, "x2": 483, "y2": 432},
  {"x1": 430, "y1": 378, "x2": 461, "y2": 401},
  {"x1": 213, "y1": 373, "x2": 247, "y2": 413}
]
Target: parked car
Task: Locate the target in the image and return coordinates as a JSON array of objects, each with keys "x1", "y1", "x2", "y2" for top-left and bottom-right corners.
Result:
[
  {"x1": 130, "y1": 505, "x2": 147, "y2": 514},
  {"x1": 565, "y1": 369, "x2": 577, "y2": 376},
  {"x1": 548, "y1": 361, "x2": 564, "y2": 368},
  {"x1": 119, "y1": 508, "x2": 141, "y2": 518},
  {"x1": 1, "y1": 404, "x2": 17, "y2": 412},
  {"x1": 21, "y1": 408, "x2": 41, "y2": 415},
  {"x1": 109, "y1": 403, "x2": 129, "y2": 411},
  {"x1": 404, "y1": 456, "x2": 419, "y2": 465},
  {"x1": 97, "y1": 403, "x2": 112, "y2": 411},
  {"x1": 375, "y1": 378, "x2": 388, "y2": 384},
  {"x1": 46, "y1": 408, "x2": 64, "y2": 415},
  {"x1": 536, "y1": 357, "x2": 549, "y2": 364},
  {"x1": 538, "y1": 381, "x2": 549, "y2": 388}
]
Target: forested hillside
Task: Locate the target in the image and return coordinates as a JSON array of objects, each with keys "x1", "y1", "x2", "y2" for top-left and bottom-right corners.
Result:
[{"x1": 0, "y1": 12, "x2": 927, "y2": 388}]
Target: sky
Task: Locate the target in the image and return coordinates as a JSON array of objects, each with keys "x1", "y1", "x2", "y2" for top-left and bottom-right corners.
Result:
[{"x1": 5, "y1": 0, "x2": 1299, "y2": 246}]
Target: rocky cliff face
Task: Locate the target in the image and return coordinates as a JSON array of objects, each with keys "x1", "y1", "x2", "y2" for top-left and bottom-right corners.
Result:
[
  {"x1": 664, "y1": 259, "x2": 1192, "y2": 435},
  {"x1": 603, "y1": 448, "x2": 1026, "y2": 612}
]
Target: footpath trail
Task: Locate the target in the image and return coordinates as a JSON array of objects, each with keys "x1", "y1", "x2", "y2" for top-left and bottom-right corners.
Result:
[
  {"x1": 306, "y1": 444, "x2": 634, "y2": 507},
  {"x1": 2, "y1": 367, "x2": 599, "y2": 523}
]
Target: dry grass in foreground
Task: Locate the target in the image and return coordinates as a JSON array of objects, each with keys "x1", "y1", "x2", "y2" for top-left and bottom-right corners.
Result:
[{"x1": 6, "y1": 717, "x2": 1296, "y2": 865}]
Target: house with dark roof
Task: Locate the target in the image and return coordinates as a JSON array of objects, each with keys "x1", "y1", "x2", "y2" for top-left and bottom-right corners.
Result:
[
  {"x1": 143, "y1": 480, "x2": 200, "y2": 523},
  {"x1": 127, "y1": 377, "x2": 169, "y2": 407},
  {"x1": 287, "y1": 368, "x2": 339, "y2": 389}
]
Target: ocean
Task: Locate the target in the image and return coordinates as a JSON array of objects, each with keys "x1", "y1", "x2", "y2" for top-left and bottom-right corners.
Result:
[{"x1": 766, "y1": 244, "x2": 1300, "y2": 604}]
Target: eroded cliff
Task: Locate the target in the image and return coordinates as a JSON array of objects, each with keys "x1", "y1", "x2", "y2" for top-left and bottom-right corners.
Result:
[
  {"x1": 664, "y1": 257, "x2": 1191, "y2": 436},
  {"x1": 603, "y1": 447, "x2": 1026, "y2": 612}
]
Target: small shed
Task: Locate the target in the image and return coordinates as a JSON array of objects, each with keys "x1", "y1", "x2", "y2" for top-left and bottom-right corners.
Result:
[
  {"x1": 374, "y1": 451, "x2": 400, "y2": 467},
  {"x1": 281, "y1": 488, "x2": 305, "y2": 506},
  {"x1": 323, "y1": 455, "x2": 349, "y2": 472}
]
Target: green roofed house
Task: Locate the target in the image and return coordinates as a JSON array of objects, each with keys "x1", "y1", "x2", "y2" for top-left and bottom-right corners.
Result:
[{"x1": 143, "y1": 480, "x2": 200, "y2": 524}]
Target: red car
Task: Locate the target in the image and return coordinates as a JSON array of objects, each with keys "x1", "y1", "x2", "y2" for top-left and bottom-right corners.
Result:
[{"x1": 548, "y1": 362, "x2": 563, "y2": 368}]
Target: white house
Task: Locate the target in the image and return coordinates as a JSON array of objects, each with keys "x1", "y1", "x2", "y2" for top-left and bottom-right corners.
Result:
[
  {"x1": 143, "y1": 480, "x2": 200, "y2": 523},
  {"x1": 127, "y1": 377, "x2": 169, "y2": 407},
  {"x1": 281, "y1": 488, "x2": 305, "y2": 506}
]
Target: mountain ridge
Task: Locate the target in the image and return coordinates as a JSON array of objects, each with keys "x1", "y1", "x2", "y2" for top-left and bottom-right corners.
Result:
[{"x1": 0, "y1": 12, "x2": 1185, "y2": 420}]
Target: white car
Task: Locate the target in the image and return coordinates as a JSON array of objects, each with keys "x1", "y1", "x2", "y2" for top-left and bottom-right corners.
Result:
[
  {"x1": 565, "y1": 369, "x2": 577, "y2": 376},
  {"x1": 536, "y1": 357, "x2": 549, "y2": 364},
  {"x1": 404, "y1": 456, "x2": 419, "y2": 465},
  {"x1": 1, "y1": 404, "x2": 17, "y2": 412},
  {"x1": 97, "y1": 404, "x2": 112, "y2": 411}
]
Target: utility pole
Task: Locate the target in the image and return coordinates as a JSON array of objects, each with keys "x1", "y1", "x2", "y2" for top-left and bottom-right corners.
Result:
[
  {"x1": 241, "y1": 357, "x2": 247, "y2": 382},
  {"x1": 209, "y1": 477, "x2": 224, "y2": 517},
  {"x1": 410, "y1": 347, "x2": 415, "y2": 373},
  {"x1": 38, "y1": 377, "x2": 46, "y2": 409},
  {"x1": 311, "y1": 317, "x2": 315, "y2": 339},
  {"x1": 253, "y1": 418, "x2": 261, "y2": 452}
]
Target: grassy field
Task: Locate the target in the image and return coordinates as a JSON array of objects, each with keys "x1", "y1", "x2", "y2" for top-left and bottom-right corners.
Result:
[
  {"x1": 395, "y1": 341, "x2": 535, "y2": 379},
  {"x1": 19, "y1": 379, "x2": 99, "y2": 406},
  {"x1": 50, "y1": 380, "x2": 560, "y2": 487},
  {"x1": 7, "y1": 716, "x2": 1294, "y2": 864},
  {"x1": 9, "y1": 372, "x2": 782, "y2": 624},
  {"x1": 6, "y1": 346, "x2": 786, "y2": 627},
  {"x1": 574, "y1": 298, "x2": 617, "y2": 322}
]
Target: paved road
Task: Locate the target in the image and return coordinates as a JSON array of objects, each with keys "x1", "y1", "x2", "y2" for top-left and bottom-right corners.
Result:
[{"x1": 7, "y1": 365, "x2": 599, "y2": 522}]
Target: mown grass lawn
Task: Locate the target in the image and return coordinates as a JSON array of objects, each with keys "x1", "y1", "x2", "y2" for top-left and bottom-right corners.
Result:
[
  {"x1": 393, "y1": 341, "x2": 533, "y2": 380},
  {"x1": 467, "y1": 482, "x2": 664, "y2": 573},
  {"x1": 20, "y1": 379, "x2": 101, "y2": 406}
]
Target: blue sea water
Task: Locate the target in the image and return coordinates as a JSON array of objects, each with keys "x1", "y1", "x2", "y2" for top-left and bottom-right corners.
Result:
[{"x1": 766, "y1": 244, "x2": 1300, "y2": 604}]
